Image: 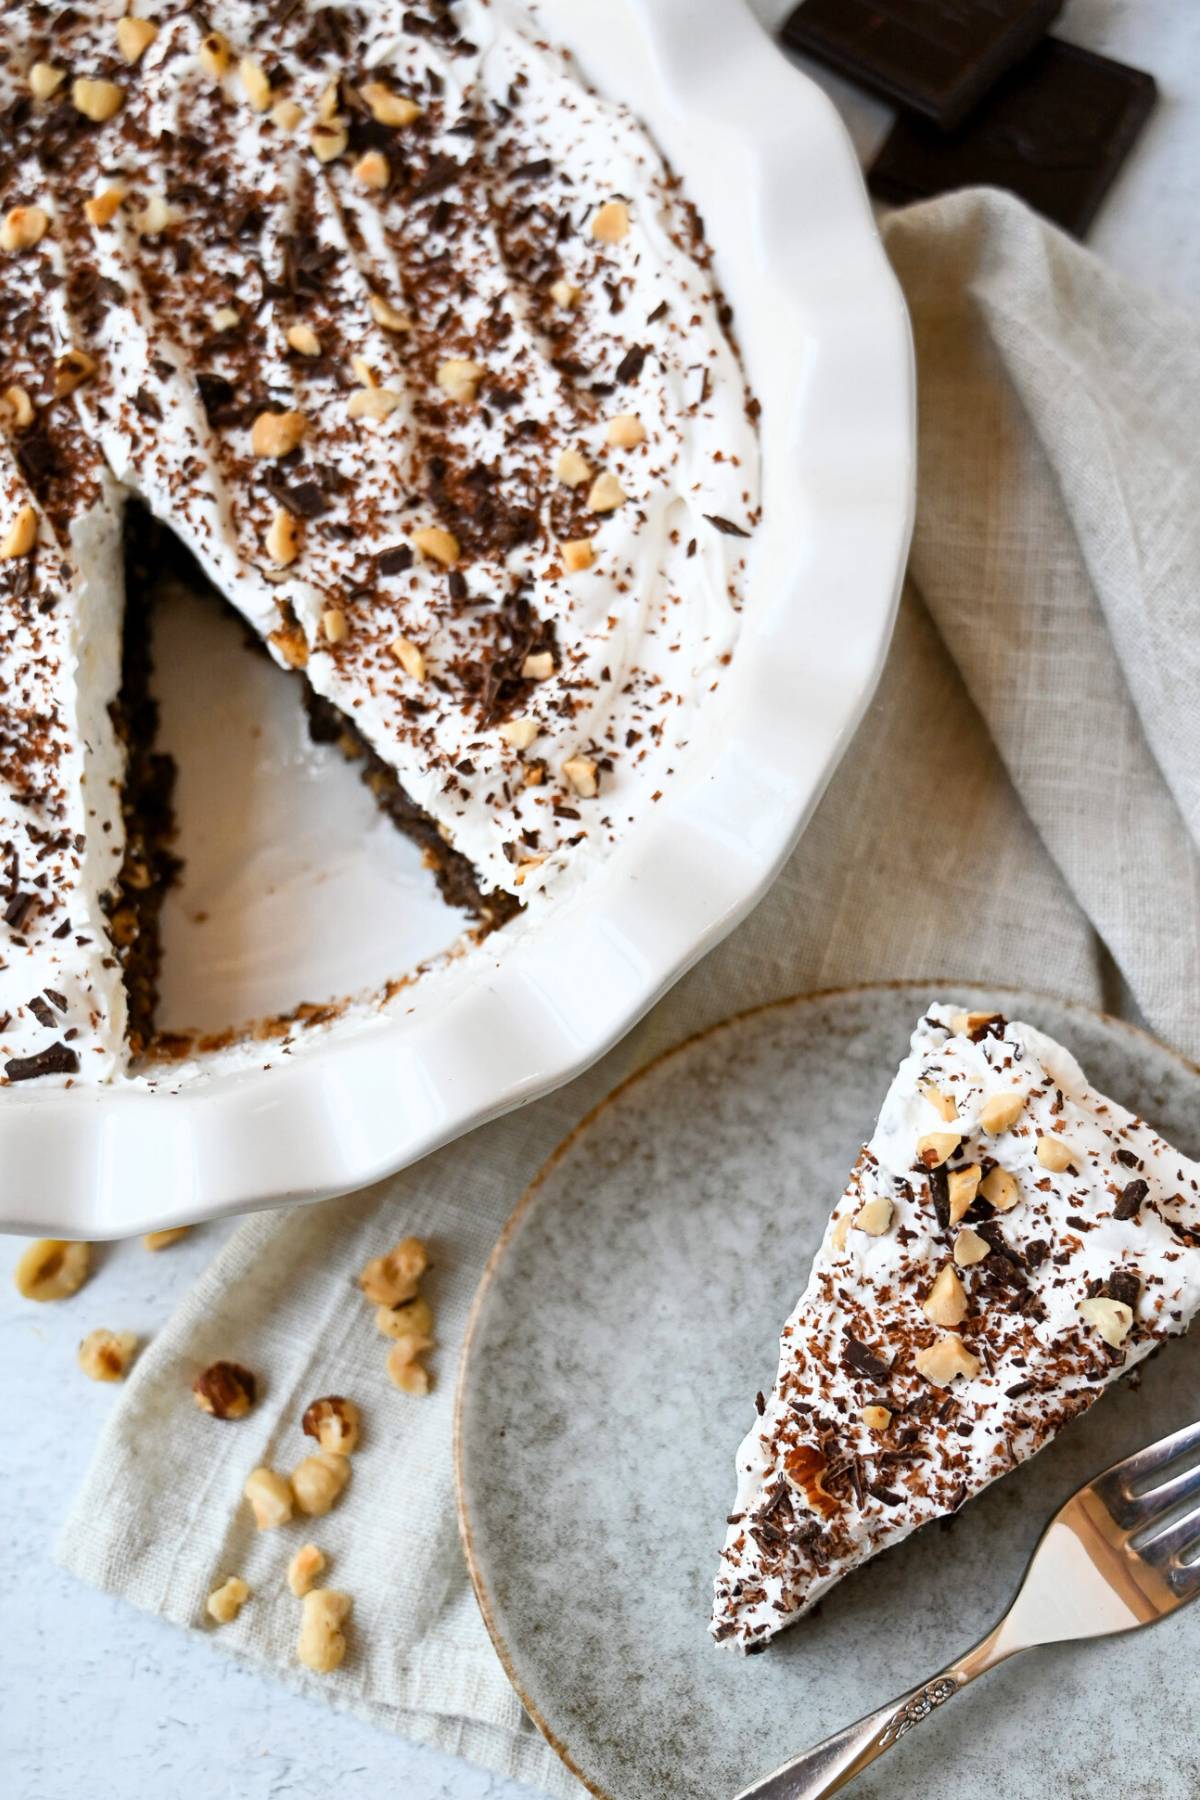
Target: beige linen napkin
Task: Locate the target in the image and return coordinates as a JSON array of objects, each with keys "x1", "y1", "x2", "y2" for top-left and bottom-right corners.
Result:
[{"x1": 57, "y1": 190, "x2": 1200, "y2": 1798}]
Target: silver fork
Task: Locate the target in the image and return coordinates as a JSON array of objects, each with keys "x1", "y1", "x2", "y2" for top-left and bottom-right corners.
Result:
[{"x1": 736, "y1": 1417, "x2": 1200, "y2": 1799}]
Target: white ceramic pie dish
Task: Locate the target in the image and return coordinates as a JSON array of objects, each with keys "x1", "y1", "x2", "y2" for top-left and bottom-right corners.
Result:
[{"x1": 0, "y1": 0, "x2": 913, "y2": 1238}]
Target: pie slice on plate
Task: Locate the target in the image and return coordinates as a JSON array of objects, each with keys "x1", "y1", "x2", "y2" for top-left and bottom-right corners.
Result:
[{"x1": 712, "y1": 1002, "x2": 1200, "y2": 1651}]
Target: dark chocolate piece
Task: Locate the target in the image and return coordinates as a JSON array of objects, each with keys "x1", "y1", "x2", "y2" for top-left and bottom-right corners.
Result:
[
  {"x1": 780, "y1": 0, "x2": 1063, "y2": 131},
  {"x1": 5, "y1": 1041, "x2": 80, "y2": 1082},
  {"x1": 1114, "y1": 1178, "x2": 1148, "y2": 1221},
  {"x1": 868, "y1": 39, "x2": 1156, "y2": 238}
]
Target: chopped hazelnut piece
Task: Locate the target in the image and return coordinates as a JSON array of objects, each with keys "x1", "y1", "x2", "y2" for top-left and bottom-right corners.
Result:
[
  {"x1": 852, "y1": 1194, "x2": 893, "y2": 1237},
  {"x1": 389, "y1": 635, "x2": 426, "y2": 682},
  {"x1": 917, "y1": 1131, "x2": 961, "y2": 1168},
  {"x1": 369, "y1": 294, "x2": 411, "y2": 332},
  {"x1": 287, "y1": 1544, "x2": 325, "y2": 1598},
  {"x1": 521, "y1": 651, "x2": 555, "y2": 680},
  {"x1": 206, "y1": 1575, "x2": 249, "y2": 1625},
  {"x1": 591, "y1": 200, "x2": 631, "y2": 243},
  {"x1": 321, "y1": 607, "x2": 348, "y2": 645},
  {"x1": 563, "y1": 755, "x2": 599, "y2": 799},
  {"x1": 0, "y1": 504, "x2": 38, "y2": 560},
  {"x1": 1036, "y1": 1135, "x2": 1074, "y2": 1172},
  {"x1": 549, "y1": 277, "x2": 582, "y2": 309},
  {"x1": 387, "y1": 1351, "x2": 430, "y2": 1396},
  {"x1": 514, "y1": 855, "x2": 545, "y2": 885},
  {"x1": 310, "y1": 121, "x2": 348, "y2": 164},
  {"x1": 861, "y1": 1404, "x2": 892, "y2": 1433},
  {"x1": 606, "y1": 413, "x2": 645, "y2": 448},
  {"x1": 1079, "y1": 1295, "x2": 1133, "y2": 1348},
  {"x1": 919, "y1": 1081, "x2": 957, "y2": 1123},
  {"x1": 561, "y1": 537, "x2": 595, "y2": 572},
  {"x1": 915, "y1": 1334, "x2": 980, "y2": 1388},
  {"x1": 953, "y1": 1227, "x2": 991, "y2": 1267},
  {"x1": 292, "y1": 1450, "x2": 351, "y2": 1517},
  {"x1": 499, "y1": 717, "x2": 539, "y2": 751},
  {"x1": 436, "y1": 357, "x2": 484, "y2": 404},
  {"x1": 947, "y1": 1162, "x2": 982, "y2": 1225},
  {"x1": 1, "y1": 205, "x2": 49, "y2": 253},
  {"x1": 413, "y1": 524, "x2": 459, "y2": 566},
  {"x1": 347, "y1": 386, "x2": 400, "y2": 421},
  {"x1": 361, "y1": 82, "x2": 423, "y2": 126},
  {"x1": 116, "y1": 16, "x2": 159, "y2": 63},
  {"x1": 1, "y1": 385, "x2": 35, "y2": 429},
  {"x1": 556, "y1": 447, "x2": 592, "y2": 488},
  {"x1": 78, "y1": 1328, "x2": 138, "y2": 1382},
  {"x1": 297, "y1": 1588, "x2": 351, "y2": 1673},
  {"x1": 951, "y1": 1010, "x2": 1003, "y2": 1036},
  {"x1": 251, "y1": 409, "x2": 306, "y2": 458},
  {"x1": 285, "y1": 323, "x2": 321, "y2": 357},
  {"x1": 244, "y1": 1466, "x2": 293, "y2": 1530},
  {"x1": 980, "y1": 1090, "x2": 1026, "y2": 1135},
  {"x1": 269, "y1": 623, "x2": 309, "y2": 669},
  {"x1": 29, "y1": 62, "x2": 66, "y2": 101},
  {"x1": 239, "y1": 58, "x2": 271, "y2": 111},
  {"x1": 134, "y1": 193, "x2": 177, "y2": 236},
  {"x1": 14, "y1": 1238, "x2": 90, "y2": 1301},
  {"x1": 266, "y1": 507, "x2": 300, "y2": 567},
  {"x1": 193, "y1": 1360, "x2": 257, "y2": 1419},
  {"x1": 354, "y1": 150, "x2": 390, "y2": 189},
  {"x1": 54, "y1": 349, "x2": 98, "y2": 396},
  {"x1": 72, "y1": 78, "x2": 125, "y2": 123},
  {"x1": 212, "y1": 306, "x2": 239, "y2": 332},
  {"x1": 374, "y1": 1294, "x2": 433, "y2": 1346},
  {"x1": 143, "y1": 1226, "x2": 190, "y2": 1250},
  {"x1": 979, "y1": 1165, "x2": 1019, "y2": 1211},
  {"x1": 922, "y1": 1262, "x2": 969, "y2": 1328},
  {"x1": 830, "y1": 1212, "x2": 851, "y2": 1252},
  {"x1": 359, "y1": 1236, "x2": 428, "y2": 1306},
  {"x1": 302, "y1": 1395, "x2": 361, "y2": 1456},
  {"x1": 84, "y1": 186, "x2": 125, "y2": 227},
  {"x1": 586, "y1": 471, "x2": 626, "y2": 513},
  {"x1": 271, "y1": 97, "x2": 304, "y2": 131},
  {"x1": 316, "y1": 79, "x2": 341, "y2": 122},
  {"x1": 198, "y1": 31, "x2": 232, "y2": 78}
]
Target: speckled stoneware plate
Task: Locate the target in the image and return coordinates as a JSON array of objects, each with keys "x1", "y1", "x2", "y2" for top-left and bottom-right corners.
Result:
[{"x1": 456, "y1": 983, "x2": 1200, "y2": 1800}]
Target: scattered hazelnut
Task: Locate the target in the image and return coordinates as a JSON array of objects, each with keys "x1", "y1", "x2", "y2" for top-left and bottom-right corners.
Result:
[
  {"x1": 359, "y1": 1236, "x2": 428, "y2": 1305},
  {"x1": 285, "y1": 323, "x2": 321, "y2": 356},
  {"x1": 586, "y1": 471, "x2": 625, "y2": 513},
  {"x1": 561, "y1": 537, "x2": 595, "y2": 572},
  {"x1": 77, "y1": 1328, "x2": 138, "y2": 1381},
  {"x1": 1079, "y1": 1295, "x2": 1133, "y2": 1348},
  {"x1": 830, "y1": 1212, "x2": 851, "y2": 1252},
  {"x1": 386, "y1": 1351, "x2": 430, "y2": 1396},
  {"x1": 498, "y1": 717, "x2": 538, "y2": 751},
  {"x1": 269, "y1": 623, "x2": 309, "y2": 669},
  {"x1": 29, "y1": 62, "x2": 66, "y2": 101},
  {"x1": 72, "y1": 78, "x2": 125, "y2": 123},
  {"x1": 292, "y1": 1450, "x2": 351, "y2": 1517},
  {"x1": 239, "y1": 58, "x2": 271, "y2": 111},
  {"x1": 436, "y1": 357, "x2": 484, "y2": 404},
  {"x1": 555, "y1": 448, "x2": 591, "y2": 488},
  {"x1": 361, "y1": 82, "x2": 423, "y2": 127},
  {"x1": 1036, "y1": 1135, "x2": 1074, "y2": 1172},
  {"x1": 321, "y1": 607, "x2": 348, "y2": 644},
  {"x1": 606, "y1": 413, "x2": 645, "y2": 448},
  {"x1": 206, "y1": 1575, "x2": 249, "y2": 1624},
  {"x1": 266, "y1": 507, "x2": 300, "y2": 567},
  {"x1": 143, "y1": 1227, "x2": 190, "y2": 1250},
  {"x1": 1, "y1": 205, "x2": 49, "y2": 253},
  {"x1": 244, "y1": 1466, "x2": 294, "y2": 1530},
  {"x1": 951, "y1": 1010, "x2": 1003, "y2": 1036},
  {"x1": 287, "y1": 1544, "x2": 326, "y2": 1597},
  {"x1": 302, "y1": 1395, "x2": 360, "y2": 1455},
  {"x1": 369, "y1": 294, "x2": 411, "y2": 332},
  {"x1": 54, "y1": 349, "x2": 98, "y2": 396},
  {"x1": 947, "y1": 1162, "x2": 982, "y2": 1224},
  {"x1": 316, "y1": 79, "x2": 341, "y2": 122},
  {"x1": 310, "y1": 121, "x2": 349, "y2": 164},
  {"x1": 271, "y1": 97, "x2": 304, "y2": 131},
  {"x1": 389, "y1": 635, "x2": 426, "y2": 681},
  {"x1": 347, "y1": 386, "x2": 400, "y2": 421},
  {"x1": 916, "y1": 1131, "x2": 961, "y2": 1168},
  {"x1": 212, "y1": 305, "x2": 240, "y2": 332},
  {"x1": 250, "y1": 409, "x2": 306, "y2": 458},
  {"x1": 922, "y1": 1262, "x2": 969, "y2": 1328},
  {"x1": 563, "y1": 755, "x2": 599, "y2": 798},
  {"x1": 915, "y1": 1334, "x2": 980, "y2": 1388},
  {"x1": 549, "y1": 277, "x2": 582, "y2": 309},
  {"x1": 193, "y1": 1360, "x2": 257, "y2": 1420},
  {"x1": 413, "y1": 524, "x2": 459, "y2": 566},
  {"x1": 374, "y1": 1294, "x2": 433, "y2": 1347},
  {"x1": 198, "y1": 31, "x2": 233, "y2": 78},
  {"x1": 521, "y1": 651, "x2": 555, "y2": 680},
  {"x1": 980, "y1": 1091, "x2": 1026, "y2": 1135},
  {"x1": 861, "y1": 1405, "x2": 892, "y2": 1433},
  {"x1": 297, "y1": 1588, "x2": 351, "y2": 1673},
  {"x1": 353, "y1": 150, "x2": 390, "y2": 189},
  {"x1": 133, "y1": 192, "x2": 177, "y2": 236},
  {"x1": 84, "y1": 185, "x2": 125, "y2": 227},
  {"x1": 116, "y1": 16, "x2": 159, "y2": 63},
  {"x1": 0, "y1": 504, "x2": 38, "y2": 560},
  {"x1": 13, "y1": 1238, "x2": 90, "y2": 1301},
  {"x1": 919, "y1": 1081, "x2": 957, "y2": 1123},
  {"x1": 852, "y1": 1194, "x2": 893, "y2": 1236},
  {"x1": 591, "y1": 200, "x2": 630, "y2": 243},
  {"x1": 953, "y1": 1227, "x2": 991, "y2": 1267},
  {"x1": 1, "y1": 384, "x2": 35, "y2": 429},
  {"x1": 979, "y1": 1165, "x2": 1019, "y2": 1211},
  {"x1": 513, "y1": 856, "x2": 545, "y2": 885}
]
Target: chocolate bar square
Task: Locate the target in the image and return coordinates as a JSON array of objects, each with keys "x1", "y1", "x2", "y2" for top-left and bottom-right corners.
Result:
[
  {"x1": 868, "y1": 38, "x2": 1157, "y2": 236},
  {"x1": 780, "y1": 0, "x2": 1064, "y2": 130}
]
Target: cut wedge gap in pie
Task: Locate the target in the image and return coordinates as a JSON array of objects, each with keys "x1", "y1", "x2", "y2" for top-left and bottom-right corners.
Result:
[{"x1": 712, "y1": 1003, "x2": 1200, "y2": 1651}]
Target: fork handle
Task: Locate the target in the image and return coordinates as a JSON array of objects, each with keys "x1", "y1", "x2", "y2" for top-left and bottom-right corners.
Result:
[{"x1": 735, "y1": 1628, "x2": 1014, "y2": 1799}]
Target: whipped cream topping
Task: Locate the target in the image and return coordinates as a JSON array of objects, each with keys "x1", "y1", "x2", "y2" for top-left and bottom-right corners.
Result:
[
  {"x1": 0, "y1": 0, "x2": 759, "y2": 1083},
  {"x1": 712, "y1": 1004, "x2": 1200, "y2": 1651}
]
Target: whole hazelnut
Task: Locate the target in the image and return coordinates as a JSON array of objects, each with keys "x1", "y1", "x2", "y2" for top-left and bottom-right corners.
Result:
[
  {"x1": 302, "y1": 1395, "x2": 361, "y2": 1455},
  {"x1": 193, "y1": 1360, "x2": 257, "y2": 1419}
]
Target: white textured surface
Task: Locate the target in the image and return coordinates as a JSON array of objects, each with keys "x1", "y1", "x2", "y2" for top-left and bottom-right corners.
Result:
[{"x1": 5, "y1": 3, "x2": 1196, "y2": 1799}]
